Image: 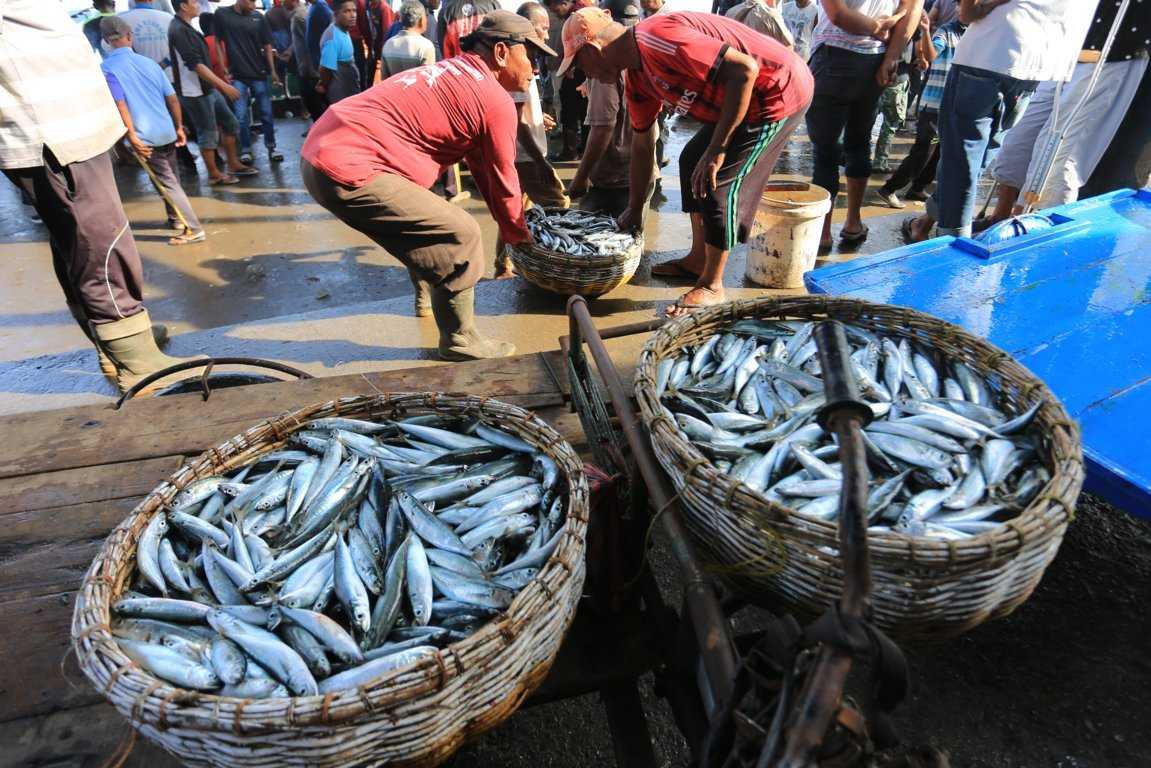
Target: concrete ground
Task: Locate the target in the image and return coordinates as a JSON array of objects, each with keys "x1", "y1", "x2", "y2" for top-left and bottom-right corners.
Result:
[{"x1": 0, "y1": 114, "x2": 920, "y2": 415}]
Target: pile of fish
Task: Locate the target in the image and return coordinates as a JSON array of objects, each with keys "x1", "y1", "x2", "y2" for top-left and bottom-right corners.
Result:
[
  {"x1": 110, "y1": 415, "x2": 568, "y2": 698},
  {"x1": 525, "y1": 206, "x2": 638, "y2": 256},
  {"x1": 654, "y1": 319, "x2": 1049, "y2": 540}
]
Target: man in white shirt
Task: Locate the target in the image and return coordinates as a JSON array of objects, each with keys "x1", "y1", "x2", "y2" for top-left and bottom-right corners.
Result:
[
  {"x1": 381, "y1": 1, "x2": 437, "y2": 76},
  {"x1": 903, "y1": 0, "x2": 1097, "y2": 242},
  {"x1": 782, "y1": 0, "x2": 817, "y2": 59},
  {"x1": 1, "y1": 0, "x2": 181, "y2": 393},
  {"x1": 120, "y1": 0, "x2": 176, "y2": 80}
]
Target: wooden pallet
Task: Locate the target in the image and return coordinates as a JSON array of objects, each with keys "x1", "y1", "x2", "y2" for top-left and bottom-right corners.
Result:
[{"x1": 0, "y1": 351, "x2": 658, "y2": 768}]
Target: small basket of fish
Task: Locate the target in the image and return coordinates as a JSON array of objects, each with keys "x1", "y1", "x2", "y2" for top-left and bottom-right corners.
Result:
[
  {"x1": 634, "y1": 296, "x2": 1084, "y2": 641},
  {"x1": 72, "y1": 392, "x2": 588, "y2": 767},
  {"x1": 511, "y1": 207, "x2": 644, "y2": 297}
]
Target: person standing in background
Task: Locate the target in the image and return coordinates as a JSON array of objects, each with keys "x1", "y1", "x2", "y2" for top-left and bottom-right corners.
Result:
[
  {"x1": 875, "y1": 14, "x2": 964, "y2": 208},
  {"x1": 170, "y1": 0, "x2": 258, "y2": 184},
  {"x1": 726, "y1": 0, "x2": 795, "y2": 47},
  {"x1": 84, "y1": 0, "x2": 118, "y2": 54},
  {"x1": 100, "y1": 17, "x2": 206, "y2": 246},
  {"x1": 438, "y1": 0, "x2": 502, "y2": 60},
  {"x1": 804, "y1": 0, "x2": 922, "y2": 251},
  {"x1": 216, "y1": 0, "x2": 284, "y2": 165},
  {"x1": 1, "y1": 0, "x2": 181, "y2": 392},
  {"x1": 639, "y1": 0, "x2": 664, "y2": 17},
  {"x1": 872, "y1": 22, "x2": 920, "y2": 173},
  {"x1": 120, "y1": 0, "x2": 176, "y2": 75},
  {"x1": 511, "y1": 2, "x2": 568, "y2": 211},
  {"x1": 902, "y1": 0, "x2": 1098, "y2": 242},
  {"x1": 567, "y1": 0, "x2": 651, "y2": 217},
  {"x1": 295, "y1": 0, "x2": 328, "y2": 122},
  {"x1": 317, "y1": 0, "x2": 363, "y2": 104},
  {"x1": 782, "y1": 0, "x2": 817, "y2": 60},
  {"x1": 381, "y1": 2, "x2": 437, "y2": 77},
  {"x1": 266, "y1": 0, "x2": 299, "y2": 89},
  {"x1": 982, "y1": 0, "x2": 1148, "y2": 222},
  {"x1": 494, "y1": 1, "x2": 569, "y2": 279},
  {"x1": 307, "y1": 0, "x2": 335, "y2": 93}
]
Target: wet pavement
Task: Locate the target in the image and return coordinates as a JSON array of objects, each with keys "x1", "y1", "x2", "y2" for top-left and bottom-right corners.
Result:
[{"x1": 0, "y1": 114, "x2": 921, "y2": 414}]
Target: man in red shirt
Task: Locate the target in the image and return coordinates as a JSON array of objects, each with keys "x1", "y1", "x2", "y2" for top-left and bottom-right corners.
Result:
[
  {"x1": 556, "y1": 8, "x2": 813, "y2": 315},
  {"x1": 301, "y1": 11, "x2": 552, "y2": 360}
]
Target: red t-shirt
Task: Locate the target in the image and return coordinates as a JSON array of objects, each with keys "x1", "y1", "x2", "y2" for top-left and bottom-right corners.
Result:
[
  {"x1": 301, "y1": 54, "x2": 529, "y2": 244},
  {"x1": 626, "y1": 12, "x2": 813, "y2": 132}
]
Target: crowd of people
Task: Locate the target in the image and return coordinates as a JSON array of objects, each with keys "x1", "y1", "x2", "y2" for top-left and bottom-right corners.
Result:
[{"x1": 1, "y1": 0, "x2": 1147, "y2": 394}]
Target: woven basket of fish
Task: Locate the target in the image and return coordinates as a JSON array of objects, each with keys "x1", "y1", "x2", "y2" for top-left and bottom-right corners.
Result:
[
  {"x1": 510, "y1": 207, "x2": 644, "y2": 297},
  {"x1": 72, "y1": 392, "x2": 588, "y2": 767},
  {"x1": 633, "y1": 296, "x2": 1083, "y2": 641}
]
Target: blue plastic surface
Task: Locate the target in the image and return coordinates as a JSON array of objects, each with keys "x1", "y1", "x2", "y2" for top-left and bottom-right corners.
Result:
[{"x1": 805, "y1": 189, "x2": 1151, "y2": 517}]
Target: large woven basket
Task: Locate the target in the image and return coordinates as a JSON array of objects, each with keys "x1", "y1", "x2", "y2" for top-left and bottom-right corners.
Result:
[
  {"x1": 72, "y1": 393, "x2": 589, "y2": 767},
  {"x1": 634, "y1": 296, "x2": 1084, "y2": 641},
  {"x1": 510, "y1": 219, "x2": 643, "y2": 297}
]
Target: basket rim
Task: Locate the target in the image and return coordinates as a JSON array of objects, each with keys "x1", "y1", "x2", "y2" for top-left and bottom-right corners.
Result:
[
  {"x1": 71, "y1": 392, "x2": 590, "y2": 729},
  {"x1": 633, "y1": 295, "x2": 1085, "y2": 558}
]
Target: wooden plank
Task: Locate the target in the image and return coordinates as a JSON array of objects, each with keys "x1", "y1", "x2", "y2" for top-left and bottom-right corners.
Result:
[
  {"x1": 0, "y1": 456, "x2": 182, "y2": 516},
  {"x1": 0, "y1": 700, "x2": 176, "y2": 768},
  {"x1": 0, "y1": 495, "x2": 146, "y2": 604},
  {"x1": 0, "y1": 354, "x2": 563, "y2": 481},
  {"x1": 0, "y1": 591, "x2": 104, "y2": 723}
]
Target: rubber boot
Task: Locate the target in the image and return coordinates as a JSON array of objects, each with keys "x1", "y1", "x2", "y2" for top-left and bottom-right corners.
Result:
[
  {"x1": 430, "y1": 287, "x2": 515, "y2": 362},
  {"x1": 68, "y1": 303, "x2": 169, "y2": 379},
  {"x1": 93, "y1": 310, "x2": 185, "y2": 394},
  {"x1": 409, "y1": 273, "x2": 432, "y2": 318}
]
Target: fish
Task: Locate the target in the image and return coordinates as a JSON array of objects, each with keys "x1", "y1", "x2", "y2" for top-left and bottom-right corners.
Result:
[
  {"x1": 117, "y1": 638, "x2": 221, "y2": 690},
  {"x1": 524, "y1": 207, "x2": 639, "y2": 257},
  {"x1": 658, "y1": 318, "x2": 1047, "y2": 537},
  {"x1": 110, "y1": 413, "x2": 570, "y2": 701}
]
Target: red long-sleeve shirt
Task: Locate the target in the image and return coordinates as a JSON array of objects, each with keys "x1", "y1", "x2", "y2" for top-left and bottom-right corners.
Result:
[{"x1": 301, "y1": 54, "x2": 529, "y2": 245}]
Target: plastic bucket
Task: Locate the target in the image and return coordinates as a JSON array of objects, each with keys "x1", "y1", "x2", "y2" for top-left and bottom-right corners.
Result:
[{"x1": 746, "y1": 182, "x2": 832, "y2": 289}]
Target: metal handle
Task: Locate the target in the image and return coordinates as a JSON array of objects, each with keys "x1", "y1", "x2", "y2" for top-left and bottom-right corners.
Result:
[
  {"x1": 565, "y1": 295, "x2": 739, "y2": 713},
  {"x1": 114, "y1": 357, "x2": 313, "y2": 409},
  {"x1": 777, "y1": 320, "x2": 875, "y2": 766}
]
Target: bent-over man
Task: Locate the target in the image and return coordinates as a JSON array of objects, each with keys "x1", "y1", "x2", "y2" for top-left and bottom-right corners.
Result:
[{"x1": 301, "y1": 11, "x2": 553, "y2": 360}]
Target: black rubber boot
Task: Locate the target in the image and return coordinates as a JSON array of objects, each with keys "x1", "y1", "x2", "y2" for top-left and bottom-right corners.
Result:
[{"x1": 430, "y1": 287, "x2": 515, "y2": 362}]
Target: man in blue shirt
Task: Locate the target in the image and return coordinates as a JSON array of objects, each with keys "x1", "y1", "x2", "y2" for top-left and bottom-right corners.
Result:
[
  {"x1": 101, "y1": 17, "x2": 206, "y2": 246},
  {"x1": 317, "y1": 0, "x2": 361, "y2": 103}
]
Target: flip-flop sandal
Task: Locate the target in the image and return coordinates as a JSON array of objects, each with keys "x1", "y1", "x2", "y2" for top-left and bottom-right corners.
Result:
[
  {"x1": 169, "y1": 230, "x2": 206, "y2": 246},
  {"x1": 230, "y1": 166, "x2": 259, "y2": 177},
  {"x1": 210, "y1": 175, "x2": 240, "y2": 186},
  {"x1": 665, "y1": 288, "x2": 724, "y2": 317},
  {"x1": 651, "y1": 259, "x2": 702, "y2": 280},
  {"x1": 839, "y1": 223, "x2": 869, "y2": 244}
]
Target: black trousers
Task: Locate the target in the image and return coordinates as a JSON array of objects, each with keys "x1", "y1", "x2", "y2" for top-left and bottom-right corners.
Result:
[
  {"x1": 3, "y1": 149, "x2": 145, "y2": 325},
  {"x1": 299, "y1": 75, "x2": 328, "y2": 121},
  {"x1": 880, "y1": 110, "x2": 939, "y2": 194}
]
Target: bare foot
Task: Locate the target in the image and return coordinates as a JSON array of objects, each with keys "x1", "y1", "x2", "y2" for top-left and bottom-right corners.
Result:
[{"x1": 665, "y1": 286, "x2": 725, "y2": 318}]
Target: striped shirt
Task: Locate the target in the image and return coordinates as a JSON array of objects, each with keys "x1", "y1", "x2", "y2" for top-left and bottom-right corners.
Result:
[
  {"x1": 0, "y1": 0, "x2": 126, "y2": 169},
  {"x1": 811, "y1": 0, "x2": 898, "y2": 55},
  {"x1": 921, "y1": 21, "x2": 964, "y2": 113}
]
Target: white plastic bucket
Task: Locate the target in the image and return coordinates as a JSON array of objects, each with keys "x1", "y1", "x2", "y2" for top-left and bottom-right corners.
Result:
[{"x1": 745, "y1": 182, "x2": 832, "y2": 289}]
